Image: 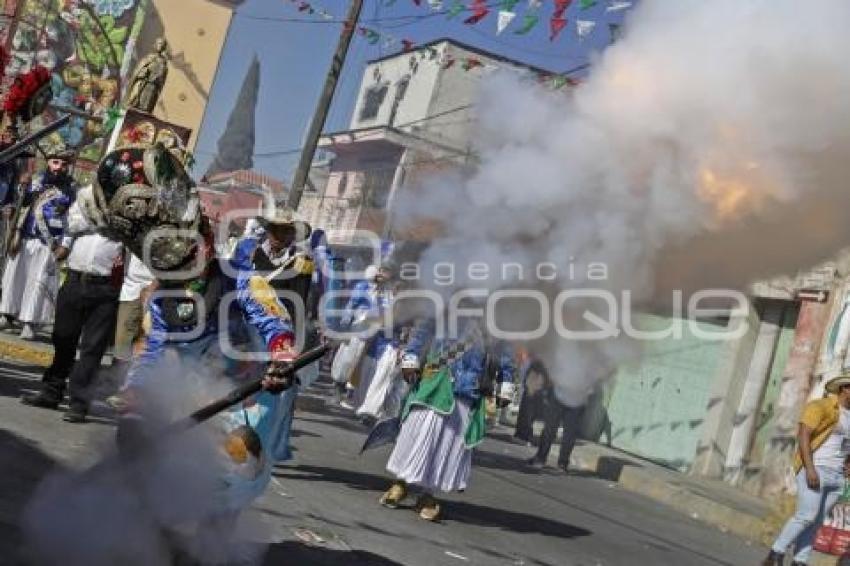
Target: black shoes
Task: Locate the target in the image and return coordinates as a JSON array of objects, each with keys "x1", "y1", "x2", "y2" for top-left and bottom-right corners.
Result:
[
  {"x1": 20, "y1": 392, "x2": 60, "y2": 410},
  {"x1": 21, "y1": 393, "x2": 87, "y2": 423},
  {"x1": 62, "y1": 406, "x2": 87, "y2": 424},
  {"x1": 761, "y1": 550, "x2": 784, "y2": 566}
]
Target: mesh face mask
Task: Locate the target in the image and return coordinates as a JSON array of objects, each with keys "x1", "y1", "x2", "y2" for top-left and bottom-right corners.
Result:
[{"x1": 94, "y1": 143, "x2": 201, "y2": 274}]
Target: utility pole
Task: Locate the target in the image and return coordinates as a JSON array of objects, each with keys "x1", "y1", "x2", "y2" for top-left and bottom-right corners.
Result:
[{"x1": 287, "y1": 0, "x2": 363, "y2": 210}]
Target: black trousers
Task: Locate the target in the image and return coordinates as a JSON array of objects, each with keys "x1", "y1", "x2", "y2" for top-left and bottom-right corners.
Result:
[
  {"x1": 514, "y1": 388, "x2": 546, "y2": 443},
  {"x1": 41, "y1": 275, "x2": 119, "y2": 412},
  {"x1": 535, "y1": 396, "x2": 584, "y2": 467}
]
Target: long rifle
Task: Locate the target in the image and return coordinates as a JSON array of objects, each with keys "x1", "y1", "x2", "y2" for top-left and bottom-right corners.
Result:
[
  {"x1": 114, "y1": 344, "x2": 330, "y2": 458},
  {"x1": 166, "y1": 343, "x2": 329, "y2": 434},
  {"x1": 0, "y1": 114, "x2": 71, "y2": 167}
]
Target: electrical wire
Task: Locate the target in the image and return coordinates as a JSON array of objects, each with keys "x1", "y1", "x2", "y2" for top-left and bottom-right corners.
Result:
[{"x1": 235, "y1": 1, "x2": 505, "y2": 26}]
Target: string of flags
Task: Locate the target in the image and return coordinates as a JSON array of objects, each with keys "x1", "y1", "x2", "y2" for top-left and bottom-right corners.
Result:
[
  {"x1": 278, "y1": 0, "x2": 596, "y2": 90},
  {"x1": 282, "y1": 0, "x2": 628, "y2": 88},
  {"x1": 285, "y1": 0, "x2": 631, "y2": 44}
]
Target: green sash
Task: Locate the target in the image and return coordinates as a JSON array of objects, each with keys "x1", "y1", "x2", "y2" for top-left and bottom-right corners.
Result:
[{"x1": 402, "y1": 367, "x2": 487, "y2": 448}]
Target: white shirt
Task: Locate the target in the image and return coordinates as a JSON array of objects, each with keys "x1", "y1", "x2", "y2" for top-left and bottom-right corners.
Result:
[
  {"x1": 62, "y1": 197, "x2": 123, "y2": 277},
  {"x1": 814, "y1": 406, "x2": 850, "y2": 471},
  {"x1": 66, "y1": 233, "x2": 123, "y2": 276},
  {"x1": 120, "y1": 254, "x2": 155, "y2": 302}
]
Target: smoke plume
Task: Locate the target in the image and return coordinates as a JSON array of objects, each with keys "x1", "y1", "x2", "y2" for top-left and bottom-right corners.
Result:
[
  {"x1": 21, "y1": 356, "x2": 271, "y2": 566},
  {"x1": 396, "y1": 0, "x2": 850, "y2": 405}
]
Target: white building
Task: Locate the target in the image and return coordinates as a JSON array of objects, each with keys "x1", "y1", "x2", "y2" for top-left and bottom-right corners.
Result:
[{"x1": 297, "y1": 38, "x2": 564, "y2": 242}]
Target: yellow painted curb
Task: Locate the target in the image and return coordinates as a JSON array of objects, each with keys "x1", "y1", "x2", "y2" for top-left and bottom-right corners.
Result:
[{"x1": 0, "y1": 337, "x2": 53, "y2": 367}]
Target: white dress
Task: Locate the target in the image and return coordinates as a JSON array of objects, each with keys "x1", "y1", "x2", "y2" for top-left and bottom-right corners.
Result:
[
  {"x1": 386, "y1": 398, "x2": 474, "y2": 494},
  {"x1": 0, "y1": 238, "x2": 57, "y2": 324}
]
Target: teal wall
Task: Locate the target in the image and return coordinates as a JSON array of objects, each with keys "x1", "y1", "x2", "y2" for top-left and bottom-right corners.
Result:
[
  {"x1": 746, "y1": 303, "x2": 798, "y2": 477},
  {"x1": 602, "y1": 314, "x2": 728, "y2": 471}
]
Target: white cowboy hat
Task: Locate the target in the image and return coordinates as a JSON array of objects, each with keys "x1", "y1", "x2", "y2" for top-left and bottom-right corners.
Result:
[
  {"x1": 825, "y1": 373, "x2": 850, "y2": 394},
  {"x1": 260, "y1": 195, "x2": 311, "y2": 240}
]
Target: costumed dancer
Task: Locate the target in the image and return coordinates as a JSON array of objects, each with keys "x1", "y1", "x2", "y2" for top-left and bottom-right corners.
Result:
[
  {"x1": 342, "y1": 264, "x2": 395, "y2": 414},
  {"x1": 379, "y1": 318, "x2": 516, "y2": 521},
  {"x1": 229, "y1": 198, "x2": 316, "y2": 463},
  {"x1": 0, "y1": 148, "x2": 77, "y2": 339},
  {"x1": 89, "y1": 143, "x2": 303, "y2": 558},
  {"x1": 307, "y1": 228, "x2": 333, "y2": 323}
]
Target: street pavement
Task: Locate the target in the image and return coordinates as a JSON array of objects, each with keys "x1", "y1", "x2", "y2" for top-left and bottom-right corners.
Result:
[{"x1": 0, "y1": 361, "x2": 767, "y2": 566}]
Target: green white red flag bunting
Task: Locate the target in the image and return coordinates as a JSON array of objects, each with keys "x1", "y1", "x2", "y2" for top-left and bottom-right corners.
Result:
[
  {"x1": 514, "y1": 12, "x2": 540, "y2": 34},
  {"x1": 606, "y1": 1, "x2": 632, "y2": 13},
  {"x1": 576, "y1": 19, "x2": 595, "y2": 40},
  {"x1": 446, "y1": 0, "x2": 465, "y2": 19},
  {"x1": 549, "y1": 17, "x2": 567, "y2": 41},
  {"x1": 463, "y1": 0, "x2": 490, "y2": 25},
  {"x1": 283, "y1": 0, "x2": 631, "y2": 52},
  {"x1": 497, "y1": 10, "x2": 517, "y2": 35}
]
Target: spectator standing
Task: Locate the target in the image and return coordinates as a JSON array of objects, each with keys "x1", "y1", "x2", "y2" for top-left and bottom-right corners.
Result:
[
  {"x1": 764, "y1": 374, "x2": 850, "y2": 566},
  {"x1": 21, "y1": 187, "x2": 123, "y2": 423},
  {"x1": 514, "y1": 357, "x2": 549, "y2": 446},
  {"x1": 526, "y1": 361, "x2": 586, "y2": 473},
  {"x1": 113, "y1": 254, "x2": 155, "y2": 363},
  {"x1": 0, "y1": 150, "x2": 77, "y2": 339}
]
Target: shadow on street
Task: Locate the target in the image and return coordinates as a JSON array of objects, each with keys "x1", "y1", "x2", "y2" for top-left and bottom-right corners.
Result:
[
  {"x1": 263, "y1": 541, "x2": 403, "y2": 565},
  {"x1": 274, "y1": 464, "x2": 592, "y2": 540},
  {"x1": 0, "y1": 429, "x2": 63, "y2": 562}
]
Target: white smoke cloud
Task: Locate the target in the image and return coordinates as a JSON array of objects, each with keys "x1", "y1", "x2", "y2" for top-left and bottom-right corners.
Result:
[
  {"x1": 395, "y1": 0, "x2": 850, "y2": 405},
  {"x1": 21, "y1": 357, "x2": 270, "y2": 566}
]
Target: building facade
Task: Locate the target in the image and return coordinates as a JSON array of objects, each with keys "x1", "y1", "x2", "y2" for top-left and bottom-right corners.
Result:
[
  {"x1": 298, "y1": 38, "x2": 562, "y2": 243},
  {"x1": 198, "y1": 169, "x2": 283, "y2": 233}
]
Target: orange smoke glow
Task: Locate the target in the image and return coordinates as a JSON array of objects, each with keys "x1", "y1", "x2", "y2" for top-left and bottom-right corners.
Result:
[{"x1": 697, "y1": 165, "x2": 774, "y2": 222}]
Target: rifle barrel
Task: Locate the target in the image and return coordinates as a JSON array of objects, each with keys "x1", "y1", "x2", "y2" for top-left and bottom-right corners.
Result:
[
  {"x1": 167, "y1": 343, "x2": 330, "y2": 433},
  {"x1": 0, "y1": 115, "x2": 72, "y2": 166}
]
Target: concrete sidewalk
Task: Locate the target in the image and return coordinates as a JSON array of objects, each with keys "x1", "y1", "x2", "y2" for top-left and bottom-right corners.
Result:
[{"x1": 546, "y1": 437, "x2": 771, "y2": 542}]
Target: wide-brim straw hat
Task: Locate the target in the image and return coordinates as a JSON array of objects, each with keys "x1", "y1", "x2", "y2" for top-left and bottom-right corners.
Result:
[
  {"x1": 825, "y1": 373, "x2": 850, "y2": 394},
  {"x1": 261, "y1": 198, "x2": 312, "y2": 241}
]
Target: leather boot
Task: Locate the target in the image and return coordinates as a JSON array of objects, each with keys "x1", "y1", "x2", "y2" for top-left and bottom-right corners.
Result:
[{"x1": 21, "y1": 391, "x2": 60, "y2": 410}]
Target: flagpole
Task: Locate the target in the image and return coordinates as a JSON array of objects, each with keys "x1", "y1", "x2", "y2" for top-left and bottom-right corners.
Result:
[{"x1": 286, "y1": 0, "x2": 364, "y2": 211}]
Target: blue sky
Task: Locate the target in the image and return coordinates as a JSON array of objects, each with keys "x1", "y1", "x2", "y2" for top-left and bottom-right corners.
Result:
[{"x1": 192, "y1": 0, "x2": 635, "y2": 182}]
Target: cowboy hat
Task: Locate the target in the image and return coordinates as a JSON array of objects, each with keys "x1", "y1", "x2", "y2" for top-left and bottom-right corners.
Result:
[
  {"x1": 261, "y1": 197, "x2": 312, "y2": 240},
  {"x1": 825, "y1": 373, "x2": 850, "y2": 394},
  {"x1": 45, "y1": 147, "x2": 75, "y2": 162}
]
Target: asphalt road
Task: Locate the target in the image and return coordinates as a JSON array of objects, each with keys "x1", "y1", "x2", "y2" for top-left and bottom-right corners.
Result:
[{"x1": 0, "y1": 361, "x2": 766, "y2": 565}]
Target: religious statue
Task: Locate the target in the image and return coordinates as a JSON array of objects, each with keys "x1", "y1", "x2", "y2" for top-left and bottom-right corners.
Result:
[{"x1": 126, "y1": 38, "x2": 169, "y2": 113}]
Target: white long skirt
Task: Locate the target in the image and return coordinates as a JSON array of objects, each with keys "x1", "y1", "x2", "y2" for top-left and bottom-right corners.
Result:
[
  {"x1": 0, "y1": 238, "x2": 57, "y2": 325},
  {"x1": 387, "y1": 399, "x2": 473, "y2": 494},
  {"x1": 356, "y1": 346, "x2": 399, "y2": 419},
  {"x1": 352, "y1": 354, "x2": 377, "y2": 409}
]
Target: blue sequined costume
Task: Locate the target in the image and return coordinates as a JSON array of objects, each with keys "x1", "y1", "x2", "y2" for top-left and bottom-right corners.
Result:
[{"x1": 126, "y1": 253, "x2": 299, "y2": 511}]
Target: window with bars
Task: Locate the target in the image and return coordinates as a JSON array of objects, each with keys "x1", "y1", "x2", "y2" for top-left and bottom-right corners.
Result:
[
  {"x1": 389, "y1": 76, "x2": 410, "y2": 126},
  {"x1": 361, "y1": 165, "x2": 395, "y2": 209},
  {"x1": 359, "y1": 83, "x2": 388, "y2": 121}
]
